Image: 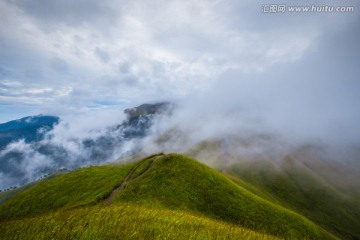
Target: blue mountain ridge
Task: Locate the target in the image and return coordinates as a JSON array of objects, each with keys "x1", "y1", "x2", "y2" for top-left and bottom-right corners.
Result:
[
  {"x1": 0, "y1": 103, "x2": 172, "y2": 190},
  {"x1": 0, "y1": 115, "x2": 59, "y2": 149}
]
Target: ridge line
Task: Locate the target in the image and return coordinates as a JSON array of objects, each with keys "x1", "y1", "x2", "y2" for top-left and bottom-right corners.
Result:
[{"x1": 103, "y1": 155, "x2": 161, "y2": 205}]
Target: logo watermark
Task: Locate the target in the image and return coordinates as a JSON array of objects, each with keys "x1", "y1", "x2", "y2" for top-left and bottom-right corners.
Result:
[{"x1": 261, "y1": 4, "x2": 355, "y2": 13}]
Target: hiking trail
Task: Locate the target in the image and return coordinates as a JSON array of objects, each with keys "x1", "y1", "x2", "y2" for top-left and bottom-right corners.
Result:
[{"x1": 104, "y1": 155, "x2": 162, "y2": 205}]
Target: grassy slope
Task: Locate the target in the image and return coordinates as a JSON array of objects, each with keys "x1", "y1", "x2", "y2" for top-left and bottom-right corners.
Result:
[
  {"x1": 0, "y1": 153, "x2": 337, "y2": 239},
  {"x1": 227, "y1": 157, "x2": 360, "y2": 240},
  {"x1": 0, "y1": 182, "x2": 36, "y2": 204},
  {"x1": 0, "y1": 163, "x2": 136, "y2": 220},
  {"x1": 0, "y1": 170, "x2": 69, "y2": 204},
  {"x1": 0, "y1": 204, "x2": 278, "y2": 240},
  {"x1": 112, "y1": 154, "x2": 335, "y2": 239}
]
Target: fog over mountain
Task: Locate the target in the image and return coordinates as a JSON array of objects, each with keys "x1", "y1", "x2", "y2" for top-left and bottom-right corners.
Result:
[
  {"x1": 0, "y1": 1, "x2": 359, "y2": 190},
  {"x1": 0, "y1": 103, "x2": 171, "y2": 190}
]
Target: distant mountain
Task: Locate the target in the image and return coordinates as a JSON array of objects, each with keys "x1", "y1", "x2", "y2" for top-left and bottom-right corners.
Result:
[
  {"x1": 0, "y1": 103, "x2": 172, "y2": 190},
  {"x1": 121, "y1": 102, "x2": 172, "y2": 138},
  {"x1": 0, "y1": 115, "x2": 59, "y2": 150}
]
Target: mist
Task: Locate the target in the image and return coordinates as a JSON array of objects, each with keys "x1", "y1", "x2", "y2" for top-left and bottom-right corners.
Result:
[
  {"x1": 1, "y1": 0, "x2": 359, "y2": 192},
  {"x1": 137, "y1": 19, "x2": 360, "y2": 178},
  {"x1": 0, "y1": 105, "x2": 169, "y2": 190}
]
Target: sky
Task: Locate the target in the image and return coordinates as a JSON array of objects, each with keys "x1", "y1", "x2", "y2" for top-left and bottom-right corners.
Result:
[
  {"x1": 0, "y1": 0, "x2": 359, "y2": 144},
  {"x1": 0, "y1": 0, "x2": 360, "y2": 189}
]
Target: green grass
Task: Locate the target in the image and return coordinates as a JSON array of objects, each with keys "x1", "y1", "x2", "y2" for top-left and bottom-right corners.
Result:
[
  {"x1": 0, "y1": 153, "x2": 341, "y2": 239},
  {"x1": 0, "y1": 204, "x2": 279, "y2": 240},
  {"x1": 227, "y1": 157, "x2": 360, "y2": 240},
  {"x1": 0, "y1": 170, "x2": 69, "y2": 204},
  {"x1": 0, "y1": 163, "x2": 136, "y2": 220},
  {"x1": 0, "y1": 183, "x2": 36, "y2": 204},
  {"x1": 111, "y1": 154, "x2": 335, "y2": 239}
]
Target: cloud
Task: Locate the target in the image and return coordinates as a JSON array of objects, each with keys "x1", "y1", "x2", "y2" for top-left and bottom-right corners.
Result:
[
  {"x1": 133, "y1": 2, "x2": 360, "y2": 157},
  {"x1": 0, "y1": 0, "x2": 359, "y2": 189},
  {"x1": 0, "y1": 103, "x2": 173, "y2": 189},
  {"x1": 2, "y1": 0, "x2": 358, "y2": 122}
]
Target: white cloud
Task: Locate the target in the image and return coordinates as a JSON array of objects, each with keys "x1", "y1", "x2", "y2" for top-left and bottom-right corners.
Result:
[
  {"x1": 0, "y1": 0, "x2": 359, "y2": 191},
  {"x1": 0, "y1": 0, "x2": 359, "y2": 143},
  {"x1": 0, "y1": 80, "x2": 23, "y2": 87},
  {"x1": 3, "y1": 0, "x2": 354, "y2": 120}
]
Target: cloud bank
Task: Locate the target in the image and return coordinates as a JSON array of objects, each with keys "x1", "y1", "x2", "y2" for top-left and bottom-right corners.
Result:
[
  {"x1": 0, "y1": 0, "x2": 359, "y2": 189},
  {"x1": 1, "y1": 0, "x2": 358, "y2": 119}
]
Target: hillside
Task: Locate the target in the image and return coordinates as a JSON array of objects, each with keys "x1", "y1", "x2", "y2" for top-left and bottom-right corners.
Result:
[
  {"x1": 0, "y1": 153, "x2": 338, "y2": 239},
  {"x1": 227, "y1": 157, "x2": 360, "y2": 239},
  {"x1": 0, "y1": 204, "x2": 279, "y2": 240},
  {"x1": 187, "y1": 139, "x2": 360, "y2": 239}
]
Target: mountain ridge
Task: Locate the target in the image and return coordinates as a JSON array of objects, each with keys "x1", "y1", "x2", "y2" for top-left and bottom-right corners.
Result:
[
  {"x1": 0, "y1": 102, "x2": 171, "y2": 190},
  {"x1": 0, "y1": 153, "x2": 338, "y2": 239},
  {"x1": 0, "y1": 115, "x2": 59, "y2": 149}
]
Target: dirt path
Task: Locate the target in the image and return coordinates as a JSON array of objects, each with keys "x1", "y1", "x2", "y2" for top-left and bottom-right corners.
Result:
[{"x1": 104, "y1": 156, "x2": 160, "y2": 205}]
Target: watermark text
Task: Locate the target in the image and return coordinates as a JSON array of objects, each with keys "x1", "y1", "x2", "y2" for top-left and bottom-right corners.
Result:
[{"x1": 262, "y1": 4, "x2": 354, "y2": 13}]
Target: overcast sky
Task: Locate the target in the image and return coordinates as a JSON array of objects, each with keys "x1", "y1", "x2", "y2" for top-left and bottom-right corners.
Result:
[{"x1": 0, "y1": 0, "x2": 359, "y2": 144}]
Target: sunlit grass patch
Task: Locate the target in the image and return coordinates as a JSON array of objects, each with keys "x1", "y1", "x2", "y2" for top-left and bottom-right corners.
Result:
[{"x1": 0, "y1": 204, "x2": 279, "y2": 240}]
